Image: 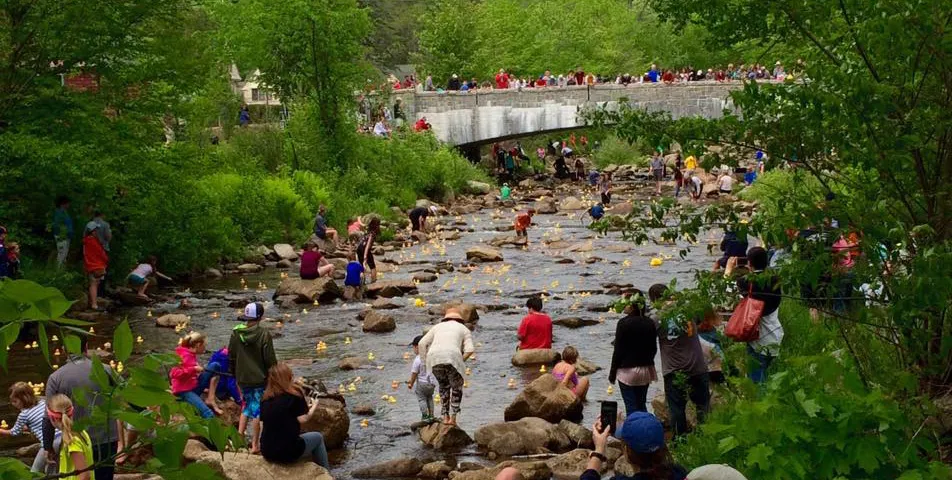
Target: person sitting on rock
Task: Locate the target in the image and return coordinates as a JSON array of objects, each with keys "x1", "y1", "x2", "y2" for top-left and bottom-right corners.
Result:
[
  {"x1": 259, "y1": 363, "x2": 329, "y2": 468},
  {"x1": 299, "y1": 242, "x2": 334, "y2": 280},
  {"x1": 313, "y1": 205, "x2": 338, "y2": 244},
  {"x1": 517, "y1": 296, "x2": 552, "y2": 350},
  {"x1": 551, "y1": 346, "x2": 590, "y2": 400},
  {"x1": 347, "y1": 217, "x2": 363, "y2": 244},
  {"x1": 171, "y1": 331, "x2": 225, "y2": 418},
  {"x1": 581, "y1": 412, "x2": 688, "y2": 480},
  {"x1": 514, "y1": 209, "x2": 536, "y2": 241}
]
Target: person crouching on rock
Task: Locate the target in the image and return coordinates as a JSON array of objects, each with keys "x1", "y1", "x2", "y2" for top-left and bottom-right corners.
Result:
[
  {"x1": 259, "y1": 363, "x2": 329, "y2": 468},
  {"x1": 514, "y1": 209, "x2": 535, "y2": 242},
  {"x1": 299, "y1": 242, "x2": 334, "y2": 280},
  {"x1": 552, "y1": 345, "x2": 590, "y2": 400},
  {"x1": 417, "y1": 308, "x2": 475, "y2": 426},
  {"x1": 171, "y1": 331, "x2": 221, "y2": 418}
]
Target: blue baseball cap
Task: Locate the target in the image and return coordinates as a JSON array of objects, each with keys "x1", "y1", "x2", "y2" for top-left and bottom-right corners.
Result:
[{"x1": 618, "y1": 412, "x2": 665, "y2": 453}]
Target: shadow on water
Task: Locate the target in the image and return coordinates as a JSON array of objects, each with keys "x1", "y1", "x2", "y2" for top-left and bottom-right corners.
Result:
[{"x1": 0, "y1": 183, "x2": 728, "y2": 478}]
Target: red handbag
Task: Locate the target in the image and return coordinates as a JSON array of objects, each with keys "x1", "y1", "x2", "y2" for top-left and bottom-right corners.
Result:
[{"x1": 725, "y1": 283, "x2": 763, "y2": 342}]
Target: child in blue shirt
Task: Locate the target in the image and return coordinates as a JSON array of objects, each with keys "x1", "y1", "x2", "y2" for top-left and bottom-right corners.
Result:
[{"x1": 344, "y1": 252, "x2": 365, "y2": 300}]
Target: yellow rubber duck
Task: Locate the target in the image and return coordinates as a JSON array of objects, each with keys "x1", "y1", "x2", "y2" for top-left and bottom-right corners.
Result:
[
  {"x1": 53, "y1": 348, "x2": 61, "y2": 356},
  {"x1": 360, "y1": 419, "x2": 369, "y2": 428},
  {"x1": 650, "y1": 257, "x2": 663, "y2": 267},
  {"x1": 136, "y1": 336, "x2": 144, "y2": 344},
  {"x1": 507, "y1": 378, "x2": 517, "y2": 389},
  {"x1": 345, "y1": 337, "x2": 352, "y2": 345},
  {"x1": 347, "y1": 383, "x2": 357, "y2": 392},
  {"x1": 147, "y1": 310, "x2": 152, "y2": 317},
  {"x1": 24, "y1": 344, "x2": 32, "y2": 350},
  {"x1": 539, "y1": 365, "x2": 547, "y2": 373},
  {"x1": 391, "y1": 381, "x2": 400, "y2": 390},
  {"x1": 51, "y1": 335, "x2": 58, "y2": 342},
  {"x1": 89, "y1": 327, "x2": 95, "y2": 334},
  {"x1": 434, "y1": 393, "x2": 441, "y2": 404},
  {"x1": 52, "y1": 364, "x2": 58, "y2": 370},
  {"x1": 367, "y1": 352, "x2": 375, "y2": 361},
  {"x1": 387, "y1": 396, "x2": 397, "y2": 404},
  {"x1": 1, "y1": 420, "x2": 8, "y2": 429},
  {"x1": 338, "y1": 384, "x2": 346, "y2": 394},
  {"x1": 607, "y1": 385, "x2": 614, "y2": 395},
  {"x1": 402, "y1": 351, "x2": 411, "y2": 360}
]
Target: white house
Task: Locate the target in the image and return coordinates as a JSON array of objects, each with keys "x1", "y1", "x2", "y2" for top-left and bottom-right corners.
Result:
[{"x1": 230, "y1": 64, "x2": 281, "y2": 106}]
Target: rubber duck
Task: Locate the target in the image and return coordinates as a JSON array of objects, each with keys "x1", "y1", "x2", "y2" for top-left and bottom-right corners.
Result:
[
  {"x1": 116, "y1": 362, "x2": 124, "y2": 373},
  {"x1": 51, "y1": 335, "x2": 58, "y2": 342},
  {"x1": 313, "y1": 300, "x2": 319, "y2": 306},
  {"x1": 345, "y1": 337, "x2": 352, "y2": 345},
  {"x1": 465, "y1": 367, "x2": 472, "y2": 376},
  {"x1": 434, "y1": 393, "x2": 441, "y2": 404},
  {"x1": 507, "y1": 378, "x2": 517, "y2": 389},
  {"x1": 147, "y1": 310, "x2": 152, "y2": 318},
  {"x1": 650, "y1": 257, "x2": 663, "y2": 267},
  {"x1": 1, "y1": 420, "x2": 8, "y2": 429},
  {"x1": 347, "y1": 383, "x2": 357, "y2": 392},
  {"x1": 136, "y1": 336, "x2": 144, "y2": 344},
  {"x1": 52, "y1": 364, "x2": 58, "y2": 370},
  {"x1": 402, "y1": 351, "x2": 410, "y2": 360},
  {"x1": 53, "y1": 348, "x2": 61, "y2": 356},
  {"x1": 367, "y1": 352, "x2": 375, "y2": 361},
  {"x1": 387, "y1": 396, "x2": 397, "y2": 404},
  {"x1": 391, "y1": 381, "x2": 399, "y2": 390},
  {"x1": 338, "y1": 384, "x2": 346, "y2": 394},
  {"x1": 360, "y1": 419, "x2": 369, "y2": 428},
  {"x1": 539, "y1": 365, "x2": 547, "y2": 373},
  {"x1": 24, "y1": 344, "x2": 31, "y2": 350},
  {"x1": 88, "y1": 327, "x2": 95, "y2": 334},
  {"x1": 607, "y1": 385, "x2": 614, "y2": 395}
]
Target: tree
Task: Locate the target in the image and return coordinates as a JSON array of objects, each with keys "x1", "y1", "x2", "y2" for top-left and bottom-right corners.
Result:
[{"x1": 588, "y1": 0, "x2": 952, "y2": 393}]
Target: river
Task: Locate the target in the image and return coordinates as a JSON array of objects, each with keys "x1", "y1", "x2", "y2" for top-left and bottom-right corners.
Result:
[{"x1": 1, "y1": 179, "x2": 728, "y2": 478}]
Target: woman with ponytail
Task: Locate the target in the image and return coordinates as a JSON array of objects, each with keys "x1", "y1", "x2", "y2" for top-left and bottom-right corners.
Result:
[{"x1": 47, "y1": 394, "x2": 94, "y2": 480}]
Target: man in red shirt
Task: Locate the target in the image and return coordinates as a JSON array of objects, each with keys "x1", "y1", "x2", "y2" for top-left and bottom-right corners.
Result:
[
  {"x1": 517, "y1": 296, "x2": 552, "y2": 350},
  {"x1": 574, "y1": 66, "x2": 585, "y2": 86},
  {"x1": 495, "y1": 69, "x2": 509, "y2": 89}
]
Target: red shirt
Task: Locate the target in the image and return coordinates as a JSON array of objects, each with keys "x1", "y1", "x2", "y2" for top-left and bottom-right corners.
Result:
[
  {"x1": 299, "y1": 250, "x2": 322, "y2": 278},
  {"x1": 495, "y1": 73, "x2": 509, "y2": 89},
  {"x1": 514, "y1": 212, "x2": 532, "y2": 231},
  {"x1": 518, "y1": 312, "x2": 553, "y2": 350}
]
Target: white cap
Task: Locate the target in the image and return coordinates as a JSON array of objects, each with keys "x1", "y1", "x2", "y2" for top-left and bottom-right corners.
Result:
[
  {"x1": 241, "y1": 302, "x2": 264, "y2": 321},
  {"x1": 688, "y1": 465, "x2": 748, "y2": 480}
]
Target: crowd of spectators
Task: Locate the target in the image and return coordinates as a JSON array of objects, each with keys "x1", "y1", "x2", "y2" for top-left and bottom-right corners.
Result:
[{"x1": 398, "y1": 60, "x2": 803, "y2": 93}]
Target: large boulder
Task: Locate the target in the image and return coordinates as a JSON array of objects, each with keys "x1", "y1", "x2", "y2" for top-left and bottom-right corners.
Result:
[
  {"x1": 574, "y1": 358, "x2": 601, "y2": 376},
  {"x1": 418, "y1": 423, "x2": 474, "y2": 451},
  {"x1": 16, "y1": 443, "x2": 40, "y2": 458},
  {"x1": 686, "y1": 464, "x2": 750, "y2": 480},
  {"x1": 301, "y1": 398, "x2": 349, "y2": 449},
  {"x1": 419, "y1": 461, "x2": 453, "y2": 479},
  {"x1": 606, "y1": 201, "x2": 634, "y2": 216},
  {"x1": 556, "y1": 420, "x2": 594, "y2": 449},
  {"x1": 511, "y1": 349, "x2": 558, "y2": 366},
  {"x1": 412, "y1": 272, "x2": 438, "y2": 283},
  {"x1": 489, "y1": 235, "x2": 527, "y2": 248},
  {"x1": 155, "y1": 313, "x2": 189, "y2": 329},
  {"x1": 564, "y1": 241, "x2": 594, "y2": 253},
  {"x1": 237, "y1": 263, "x2": 263, "y2": 274},
  {"x1": 504, "y1": 374, "x2": 583, "y2": 423},
  {"x1": 440, "y1": 300, "x2": 480, "y2": 326},
  {"x1": 272, "y1": 277, "x2": 341, "y2": 303},
  {"x1": 534, "y1": 199, "x2": 557, "y2": 214},
  {"x1": 362, "y1": 310, "x2": 396, "y2": 333},
  {"x1": 194, "y1": 451, "x2": 333, "y2": 480},
  {"x1": 273, "y1": 244, "x2": 299, "y2": 261},
  {"x1": 339, "y1": 357, "x2": 363, "y2": 370},
  {"x1": 466, "y1": 247, "x2": 503, "y2": 263},
  {"x1": 474, "y1": 417, "x2": 571, "y2": 456},
  {"x1": 466, "y1": 180, "x2": 493, "y2": 194},
  {"x1": 371, "y1": 297, "x2": 403, "y2": 310},
  {"x1": 365, "y1": 280, "x2": 418, "y2": 298},
  {"x1": 558, "y1": 196, "x2": 584, "y2": 211},
  {"x1": 352, "y1": 458, "x2": 423, "y2": 478},
  {"x1": 182, "y1": 439, "x2": 209, "y2": 461}
]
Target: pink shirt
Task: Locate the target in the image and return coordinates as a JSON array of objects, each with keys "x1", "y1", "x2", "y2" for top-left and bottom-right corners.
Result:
[{"x1": 170, "y1": 346, "x2": 200, "y2": 394}]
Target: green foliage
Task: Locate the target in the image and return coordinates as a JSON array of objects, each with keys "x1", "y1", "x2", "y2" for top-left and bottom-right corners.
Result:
[
  {"x1": 414, "y1": 0, "x2": 736, "y2": 83},
  {"x1": 592, "y1": 134, "x2": 652, "y2": 168}
]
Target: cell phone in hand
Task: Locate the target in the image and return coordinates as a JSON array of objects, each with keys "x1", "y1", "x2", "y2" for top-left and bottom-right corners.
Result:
[{"x1": 600, "y1": 400, "x2": 618, "y2": 436}]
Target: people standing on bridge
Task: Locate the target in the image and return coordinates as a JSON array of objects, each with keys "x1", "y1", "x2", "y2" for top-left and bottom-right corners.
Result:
[
  {"x1": 424, "y1": 75, "x2": 434, "y2": 91},
  {"x1": 495, "y1": 69, "x2": 510, "y2": 89},
  {"x1": 647, "y1": 64, "x2": 660, "y2": 83},
  {"x1": 447, "y1": 74, "x2": 461, "y2": 91}
]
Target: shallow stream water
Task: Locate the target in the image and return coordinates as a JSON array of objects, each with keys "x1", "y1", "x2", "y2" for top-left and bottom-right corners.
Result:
[{"x1": 1, "y1": 180, "x2": 729, "y2": 478}]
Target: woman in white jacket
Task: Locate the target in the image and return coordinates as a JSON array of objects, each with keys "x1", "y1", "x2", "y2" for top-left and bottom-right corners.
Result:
[{"x1": 418, "y1": 308, "x2": 475, "y2": 426}]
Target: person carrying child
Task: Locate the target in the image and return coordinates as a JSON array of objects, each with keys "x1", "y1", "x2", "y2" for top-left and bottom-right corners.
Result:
[
  {"x1": 0, "y1": 382, "x2": 58, "y2": 473},
  {"x1": 407, "y1": 335, "x2": 437, "y2": 422},
  {"x1": 170, "y1": 332, "x2": 223, "y2": 418},
  {"x1": 127, "y1": 256, "x2": 172, "y2": 300},
  {"x1": 46, "y1": 394, "x2": 94, "y2": 480},
  {"x1": 551, "y1": 346, "x2": 590, "y2": 400}
]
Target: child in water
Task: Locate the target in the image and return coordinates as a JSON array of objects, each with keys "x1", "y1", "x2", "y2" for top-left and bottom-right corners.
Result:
[
  {"x1": 551, "y1": 346, "x2": 590, "y2": 400},
  {"x1": 127, "y1": 256, "x2": 172, "y2": 300},
  {"x1": 514, "y1": 209, "x2": 536, "y2": 243},
  {"x1": 47, "y1": 394, "x2": 94, "y2": 480},
  {"x1": 500, "y1": 183, "x2": 511, "y2": 201},
  {"x1": 344, "y1": 251, "x2": 365, "y2": 300},
  {"x1": 406, "y1": 335, "x2": 437, "y2": 422}
]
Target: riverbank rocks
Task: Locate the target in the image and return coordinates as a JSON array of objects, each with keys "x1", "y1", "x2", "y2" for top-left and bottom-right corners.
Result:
[
  {"x1": 466, "y1": 247, "x2": 503, "y2": 262},
  {"x1": 574, "y1": 358, "x2": 601, "y2": 376},
  {"x1": 366, "y1": 279, "x2": 418, "y2": 298},
  {"x1": 606, "y1": 201, "x2": 634, "y2": 216},
  {"x1": 339, "y1": 356, "x2": 363, "y2": 370},
  {"x1": 352, "y1": 457, "x2": 423, "y2": 478},
  {"x1": 195, "y1": 451, "x2": 333, "y2": 480},
  {"x1": 556, "y1": 420, "x2": 594, "y2": 449},
  {"x1": 489, "y1": 235, "x2": 527, "y2": 248},
  {"x1": 420, "y1": 461, "x2": 453, "y2": 479},
  {"x1": 535, "y1": 199, "x2": 558, "y2": 214},
  {"x1": 273, "y1": 243, "x2": 298, "y2": 260},
  {"x1": 155, "y1": 313, "x2": 189, "y2": 328},
  {"x1": 237, "y1": 263, "x2": 263, "y2": 274},
  {"x1": 467, "y1": 180, "x2": 492, "y2": 194},
  {"x1": 272, "y1": 277, "x2": 341, "y2": 303},
  {"x1": 547, "y1": 449, "x2": 607, "y2": 479},
  {"x1": 564, "y1": 241, "x2": 594, "y2": 253},
  {"x1": 559, "y1": 197, "x2": 584, "y2": 211},
  {"x1": 276, "y1": 259, "x2": 294, "y2": 269},
  {"x1": 301, "y1": 398, "x2": 349, "y2": 449},
  {"x1": 183, "y1": 439, "x2": 209, "y2": 461},
  {"x1": 418, "y1": 423, "x2": 474, "y2": 451},
  {"x1": 552, "y1": 317, "x2": 599, "y2": 328},
  {"x1": 511, "y1": 348, "x2": 558, "y2": 366},
  {"x1": 474, "y1": 417, "x2": 570, "y2": 456},
  {"x1": 372, "y1": 297, "x2": 402, "y2": 309},
  {"x1": 205, "y1": 268, "x2": 223, "y2": 278},
  {"x1": 504, "y1": 374, "x2": 583, "y2": 423},
  {"x1": 362, "y1": 310, "x2": 396, "y2": 333}
]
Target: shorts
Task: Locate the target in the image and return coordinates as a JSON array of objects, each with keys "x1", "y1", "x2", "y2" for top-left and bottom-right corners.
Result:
[
  {"x1": 88, "y1": 269, "x2": 106, "y2": 281},
  {"x1": 357, "y1": 246, "x2": 376, "y2": 270},
  {"x1": 128, "y1": 274, "x2": 147, "y2": 286},
  {"x1": 410, "y1": 216, "x2": 422, "y2": 231},
  {"x1": 720, "y1": 189, "x2": 732, "y2": 195},
  {"x1": 240, "y1": 386, "x2": 264, "y2": 419},
  {"x1": 653, "y1": 169, "x2": 663, "y2": 181},
  {"x1": 600, "y1": 192, "x2": 611, "y2": 205},
  {"x1": 515, "y1": 228, "x2": 527, "y2": 237}
]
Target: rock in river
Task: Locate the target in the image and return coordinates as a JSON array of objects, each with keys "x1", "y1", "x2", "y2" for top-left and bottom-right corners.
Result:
[
  {"x1": 272, "y1": 277, "x2": 341, "y2": 304},
  {"x1": 466, "y1": 247, "x2": 503, "y2": 262},
  {"x1": 504, "y1": 374, "x2": 583, "y2": 423},
  {"x1": 418, "y1": 423, "x2": 473, "y2": 451},
  {"x1": 511, "y1": 348, "x2": 559, "y2": 366},
  {"x1": 474, "y1": 417, "x2": 571, "y2": 456},
  {"x1": 552, "y1": 317, "x2": 599, "y2": 329},
  {"x1": 195, "y1": 451, "x2": 333, "y2": 480},
  {"x1": 301, "y1": 397, "x2": 349, "y2": 449},
  {"x1": 273, "y1": 243, "x2": 299, "y2": 260},
  {"x1": 155, "y1": 313, "x2": 189, "y2": 329},
  {"x1": 362, "y1": 310, "x2": 396, "y2": 333},
  {"x1": 352, "y1": 457, "x2": 423, "y2": 478},
  {"x1": 365, "y1": 279, "x2": 418, "y2": 298}
]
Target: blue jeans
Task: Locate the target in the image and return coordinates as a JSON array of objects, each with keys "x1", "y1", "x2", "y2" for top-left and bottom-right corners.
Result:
[
  {"x1": 674, "y1": 182, "x2": 682, "y2": 198},
  {"x1": 300, "y1": 431, "x2": 329, "y2": 468},
  {"x1": 747, "y1": 344, "x2": 775, "y2": 384},
  {"x1": 618, "y1": 382, "x2": 649, "y2": 417},
  {"x1": 178, "y1": 390, "x2": 214, "y2": 418}
]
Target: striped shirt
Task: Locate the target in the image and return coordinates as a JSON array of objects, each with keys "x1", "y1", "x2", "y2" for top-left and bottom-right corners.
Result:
[{"x1": 12, "y1": 400, "x2": 47, "y2": 442}]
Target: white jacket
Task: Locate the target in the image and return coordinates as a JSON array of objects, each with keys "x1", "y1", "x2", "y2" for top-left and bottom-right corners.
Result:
[{"x1": 419, "y1": 321, "x2": 475, "y2": 377}]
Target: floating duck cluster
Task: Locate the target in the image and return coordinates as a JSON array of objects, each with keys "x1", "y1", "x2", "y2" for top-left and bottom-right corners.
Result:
[
  {"x1": 507, "y1": 378, "x2": 517, "y2": 389},
  {"x1": 315, "y1": 341, "x2": 328, "y2": 352}
]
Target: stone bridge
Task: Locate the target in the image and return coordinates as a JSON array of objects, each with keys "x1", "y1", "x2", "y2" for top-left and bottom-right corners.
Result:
[{"x1": 391, "y1": 82, "x2": 741, "y2": 147}]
